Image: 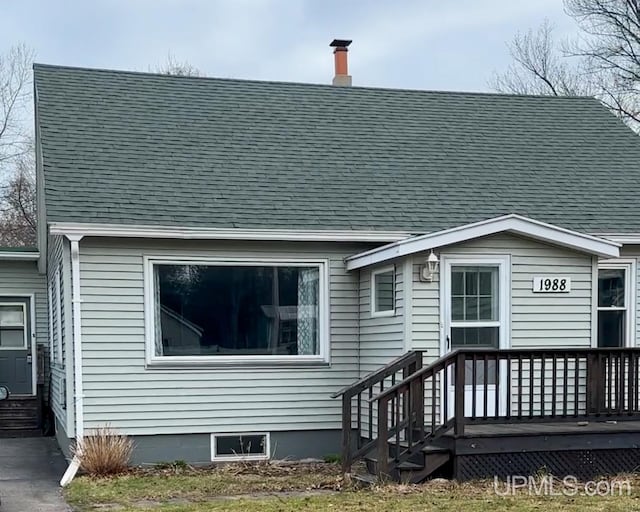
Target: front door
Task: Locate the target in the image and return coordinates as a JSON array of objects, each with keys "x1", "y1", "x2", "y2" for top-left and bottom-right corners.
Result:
[
  {"x1": 442, "y1": 257, "x2": 509, "y2": 418},
  {"x1": 0, "y1": 299, "x2": 32, "y2": 395}
]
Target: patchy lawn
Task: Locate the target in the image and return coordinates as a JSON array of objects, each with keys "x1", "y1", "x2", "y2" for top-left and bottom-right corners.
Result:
[{"x1": 64, "y1": 462, "x2": 640, "y2": 512}]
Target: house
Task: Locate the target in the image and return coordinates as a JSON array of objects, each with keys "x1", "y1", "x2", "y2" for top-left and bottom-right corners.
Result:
[{"x1": 3, "y1": 40, "x2": 640, "y2": 481}]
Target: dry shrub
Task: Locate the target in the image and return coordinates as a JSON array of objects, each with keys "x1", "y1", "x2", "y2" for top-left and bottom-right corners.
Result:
[{"x1": 72, "y1": 425, "x2": 133, "y2": 476}]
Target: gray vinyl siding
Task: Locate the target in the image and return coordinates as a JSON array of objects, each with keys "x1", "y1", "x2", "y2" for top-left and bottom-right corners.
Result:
[
  {"x1": 47, "y1": 234, "x2": 68, "y2": 432},
  {"x1": 0, "y1": 259, "x2": 47, "y2": 387},
  {"x1": 358, "y1": 264, "x2": 405, "y2": 378},
  {"x1": 78, "y1": 238, "x2": 370, "y2": 435},
  {"x1": 411, "y1": 233, "x2": 594, "y2": 358},
  {"x1": 357, "y1": 264, "x2": 405, "y2": 438}
]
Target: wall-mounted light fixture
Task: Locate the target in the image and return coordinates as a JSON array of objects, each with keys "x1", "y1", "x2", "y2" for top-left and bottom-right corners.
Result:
[{"x1": 420, "y1": 250, "x2": 439, "y2": 282}]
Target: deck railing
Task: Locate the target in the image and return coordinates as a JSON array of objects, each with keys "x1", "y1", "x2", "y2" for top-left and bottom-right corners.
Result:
[
  {"x1": 331, "y1": 350, "x2": 423, "y2": 473},
  {"x1": 335, "y1": 347, "x2": 640, "y2": 476}
]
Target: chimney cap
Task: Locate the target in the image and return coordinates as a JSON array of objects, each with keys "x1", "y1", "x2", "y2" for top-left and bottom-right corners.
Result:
[{"x1": 330, "y1": 39, "x2": 352, "y2": 48}]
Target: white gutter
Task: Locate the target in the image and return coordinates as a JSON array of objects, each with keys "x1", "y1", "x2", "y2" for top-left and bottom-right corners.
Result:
[
  {"x1": 592, "y1": 234, "x2": 640, "y2": 244},
  {"x1": 61, "y1": 234, "x2": 84, "y2": 487},
  {"x1": 48, "y1": 222, "x2": 410, "y2": 243},
  {"x1": 0, "y1": 251, "x2": 40, "y2": 261}
]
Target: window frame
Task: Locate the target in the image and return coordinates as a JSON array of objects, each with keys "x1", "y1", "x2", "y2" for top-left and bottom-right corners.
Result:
[
  {"x1": 440, "y1": 255, "x2": 511, "y2": 354},
  {"x1": 210, "y1": 432, "x2": 270, "y2": 461},
  {"x1": 596, "y1": 259, "x2": 636, "y2": 348},
  {"x1": 371, "y1": 265, "x2": 396, "y2": 318},
  {"x1": 0, "y1": 302, "x2": 28, "y2": 350},
  {"x1": 143, "y1": 256, "x2": 331, "y2": 367},
  {"x1": 48, "y1": 280, "x2": 55, "y2": 360},
  {"x1": 54, "y1": 266, "x2": 63, "y2": 365}
]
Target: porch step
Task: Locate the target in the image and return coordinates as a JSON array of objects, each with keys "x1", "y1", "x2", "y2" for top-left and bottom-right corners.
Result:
[
  {"x1": 0, "y1": 396, "x2": 41, "y2": 435},
  {"x1": 364, "y1": 442, "x2": 452, "y2": 483},
  {"x1": 364, "y1": 456, "x2": 423, "y2": 474}
]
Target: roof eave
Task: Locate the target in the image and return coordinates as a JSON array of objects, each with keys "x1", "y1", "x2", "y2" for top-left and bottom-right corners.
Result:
[
  {"x1": 48, "y1": 222, "x2": 411, "y2": 243},
  {"x1": 345, "y1": 214, "x2": 621, "y2": 271},
  {"x1": 0, "y1": 251, "x2": 40, "y2": 261}
]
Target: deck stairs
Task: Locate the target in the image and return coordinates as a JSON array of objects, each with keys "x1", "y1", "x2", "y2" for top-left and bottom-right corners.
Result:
[
  {"x1": 334, "y1": 347, "x2": 640, "y2": 483},
  {"x1": 0, "y1": 395, "x2": 42, "y2": 437}
]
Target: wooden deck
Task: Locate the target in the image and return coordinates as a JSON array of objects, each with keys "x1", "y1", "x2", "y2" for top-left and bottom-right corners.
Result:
[
  {"x1": 453, "y1": 419, "x2": 640, "y2": 437},
  {"x1": 335, "y1": 348, "x2": 640, "y2": 482}
]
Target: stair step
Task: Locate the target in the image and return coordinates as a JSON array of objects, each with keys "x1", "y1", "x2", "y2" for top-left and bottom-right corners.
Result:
[
  {"x1": 0, "y1": 396, "x2": 41, "y2": 433},
  {"x1": 422, "y1": 445, "x2": 450, "y2": 455},
  {"x1": 365, "y1": 455, "x2": 424, "y2": 471},
  {"x1": 352, "y1": 473, "x2": 378, "y2": 487}
]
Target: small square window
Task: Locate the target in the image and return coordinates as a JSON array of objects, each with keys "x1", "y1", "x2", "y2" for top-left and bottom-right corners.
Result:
[
  {"x1": 211, "y1": 433, "x2": 269, "y2": 461},
  {"x1": 372, "y1": 266, "x2": 395, "y2": 317}
]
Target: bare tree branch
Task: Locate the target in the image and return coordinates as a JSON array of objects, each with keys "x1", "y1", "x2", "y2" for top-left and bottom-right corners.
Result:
[
  {"x1": 492, "y1": 2, "x2": 640, "y2": 132},
  {"x1": 0, "y1": 43, "x2": 36, "y2": 246},
  {"x1": 490, "y1": 19, "x2": 593, "y2": 97},
  {"x1": 152, "y1": 52, "x2": 204, "y2": 77}
]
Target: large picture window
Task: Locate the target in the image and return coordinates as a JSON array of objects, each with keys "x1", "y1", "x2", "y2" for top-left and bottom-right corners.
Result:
[{"x1": 146, "y1": 259, "x2": 328, "y2": 363}]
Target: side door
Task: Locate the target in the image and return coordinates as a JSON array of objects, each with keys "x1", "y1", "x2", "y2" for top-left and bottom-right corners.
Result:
[
  {"x1": 0, "y1": 298, "x2": 32, "y2": 395},
  {"x1": 441, "y1": 256, "x2": 510, "y2": 418}
]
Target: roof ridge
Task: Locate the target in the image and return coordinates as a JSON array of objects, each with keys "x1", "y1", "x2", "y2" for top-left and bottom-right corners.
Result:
[{"x1": 32, "y1": 62, "x2": 597, "y2": 101}]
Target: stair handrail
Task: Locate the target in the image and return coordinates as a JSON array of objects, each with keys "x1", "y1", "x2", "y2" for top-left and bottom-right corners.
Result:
[
  {"x1": 331, "y1": 350, "x2": 423, "y2": 473},
  {"x1": 330, "y1": 350, "x2": 423, "y2": 399}
]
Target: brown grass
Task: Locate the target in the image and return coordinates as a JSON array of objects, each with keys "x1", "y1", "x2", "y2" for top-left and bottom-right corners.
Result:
[{"x1": 72, "y1": 426, "x2": 134, "y2": 476}]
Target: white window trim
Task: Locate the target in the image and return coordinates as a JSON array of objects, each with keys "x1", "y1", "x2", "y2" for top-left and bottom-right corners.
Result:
[
  {"x1": 211, "y1": 432, "x2": 270, "y2": 461},
  {"x1": 0, "y1": 302, "x2": 28, "y2": 350},
  {"x1": 54, "y1": 266, "x2": 63, "y2": 365},
  {"x1": 596, "y1": 259, "x2": 636, "y2": 348},
  {"x1": 371, "y1": 265, "x2": 396, "y2": 318},
  {"x1": 143, "y1": 256, "x2": 331, "y2": 367},
  {"x1": 47, "y1": 281, "x2": 54, "y2": 360},
  {"x1": 440, "y1": 254, "x2": 511, "y2": 355}
]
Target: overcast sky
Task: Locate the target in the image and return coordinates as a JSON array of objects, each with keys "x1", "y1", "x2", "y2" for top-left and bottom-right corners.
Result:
[{"x1": 2, "y1": 0, "x2": 578, "y2": 92}]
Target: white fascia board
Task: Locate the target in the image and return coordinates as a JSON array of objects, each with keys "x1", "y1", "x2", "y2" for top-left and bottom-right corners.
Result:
[
  {"x1": 0, "y1": 252, "x2": 40, "y2": 261},
  {"x1": 49, "y1": 222, "x2": 410, "y2": 243},
  {"x1": 591, "y1": 234, "x2": 640, "y2": 245},
  {"x1": 346, "y1": 214, "x2": 621, "y2": 271}
]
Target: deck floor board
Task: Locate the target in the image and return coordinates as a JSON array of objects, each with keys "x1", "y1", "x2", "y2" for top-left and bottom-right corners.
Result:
[{"x1": 449, "y1": 419, "x2": 640, "y2": 437}]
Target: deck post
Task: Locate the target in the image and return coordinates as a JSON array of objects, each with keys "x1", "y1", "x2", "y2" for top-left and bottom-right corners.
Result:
[
  {"x1": 412, "y1": 354, "x2": 425, "y2": 434},
  {"x1": 377, "y1": 397, "x2": 389, "y2": 477},
  {"x1": 341, "y1": 393, "x2": 352, "y2": 473},
  {"x1": 403, "y1": 353, "x2": 424, "y2": 437},
  {"x1": 586, "y1": 353, "x2": 602, "y2": 415},
  {"x1": 454, "y1": 352, "x2": 466, "y2": 436}
]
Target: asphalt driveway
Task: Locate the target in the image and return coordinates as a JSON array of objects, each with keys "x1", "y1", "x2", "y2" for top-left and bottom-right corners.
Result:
[{"x1": 0, "y1": 437, "x2": 70, "y2": 511}]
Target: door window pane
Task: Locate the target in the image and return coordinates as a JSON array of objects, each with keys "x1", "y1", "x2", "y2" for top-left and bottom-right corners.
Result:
[
  {"x1": 465, "y1": 360, "x2": 497, "y2": 385},
  {"x1": 451, "y1": 266, "x2": 498, "y2": 322},
  {"x1": 451, "y1": 326, "x2": 499, "y2": 348},
  {"x1": 154, "y1": 264, "x2": 320, "y2": 357},
  {"x1": 478, "y1": 296, "x2": 493, "y2": 320},
  {"x1": 0, "y1": 306, "x2": 24, "y2": 327},
  {"x1": 0, "y1": 329, "x2": 25, "y2": 348},
  {"x1": 452, "y1": 297, "x2": 464, "y2": 321},
  {"x1": 451, "y1": 271, "x2": 464, "y2": 295},
  {"x1": 598, "y1": 269, "x2": 625, "y2": 307}
]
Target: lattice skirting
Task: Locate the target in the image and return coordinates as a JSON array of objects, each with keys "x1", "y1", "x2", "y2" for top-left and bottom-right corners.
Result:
[{"x1": 456, "y1": 449, "x2": 640, "y2": 481}]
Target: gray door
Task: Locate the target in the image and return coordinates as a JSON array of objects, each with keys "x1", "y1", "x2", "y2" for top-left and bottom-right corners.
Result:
[{"x1": 0, "y1": 299, "x2": 32, "y2": 395}]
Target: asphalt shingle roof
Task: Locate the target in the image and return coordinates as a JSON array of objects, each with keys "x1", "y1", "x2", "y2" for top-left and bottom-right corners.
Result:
[{"x1": 33, "y1": 64, "x2": 640, "y2": 234}]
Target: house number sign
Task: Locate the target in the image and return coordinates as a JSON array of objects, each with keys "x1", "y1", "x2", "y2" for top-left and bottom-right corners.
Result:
[{"x1": 532, "y1": 276, "x2": 571, "y2": 293}]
